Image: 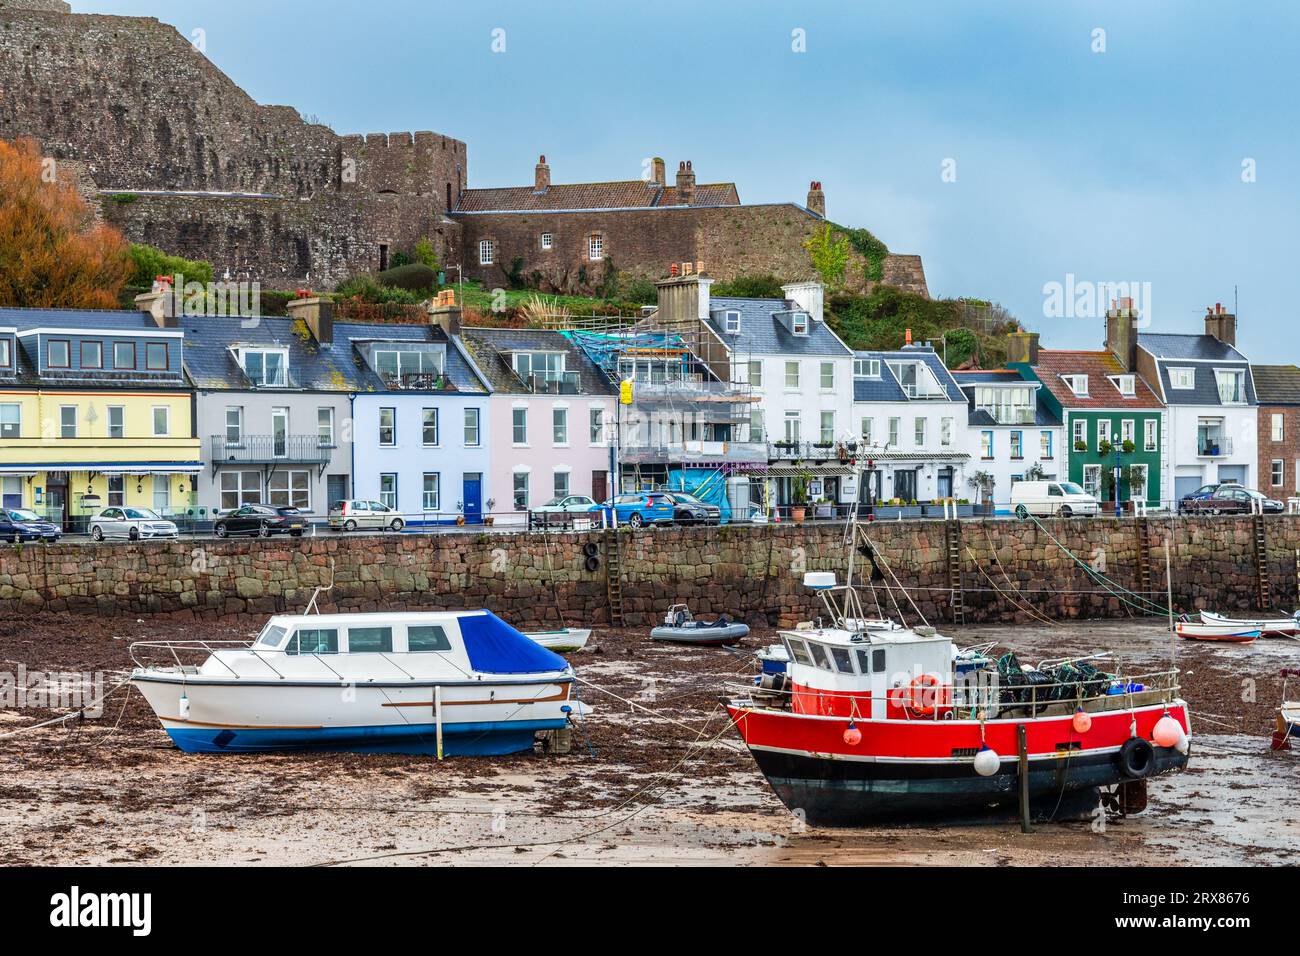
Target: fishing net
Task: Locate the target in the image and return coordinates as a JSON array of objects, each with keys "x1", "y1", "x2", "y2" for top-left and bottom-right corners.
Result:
[{"x1": 997, "y1": 652, "x2": 1115, "y2": 707}]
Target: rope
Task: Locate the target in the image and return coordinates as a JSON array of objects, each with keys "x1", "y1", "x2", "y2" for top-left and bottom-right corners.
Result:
[
  {"x1": 574, "y1": 676, "x2": 743, "y2": 751},
  {"x1": 966, "y1": 543, "x2": 1060, "y2": 628},
  {"x1": 863, "y1": 533, "x2": 930, "y2": 628},
  {"x1": 1021, "y1": 512, "x2": 1169, "y2": 617},
  {"x1": 0, "y1": 675, "x2": 133, "y2": 741}
]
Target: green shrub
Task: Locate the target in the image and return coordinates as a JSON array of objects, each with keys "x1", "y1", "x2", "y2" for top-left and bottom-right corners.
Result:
[
  {"x1": 709, "y1": 273, "x2": 786, "y2": 298},
  {"x1": 335, "y1": 273, "x2": 427, "y2": 305},
  {"x1": 413, "y1": 238, "x2": 439, "y2": 271},
  {"x1": 375, "y1": 262, "x2": 437, "y2": 291},
  {"x1": 619, "y1": 276, "x2": 658, "y2": 304},
  {"x1": 128, "y1": 243, "x2": 213, "y2": 287}
]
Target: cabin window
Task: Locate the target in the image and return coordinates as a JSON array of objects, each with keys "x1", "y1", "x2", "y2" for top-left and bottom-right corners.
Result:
[
  {"x1": 808, "y1": 642, "x2": 831, "y2": 670},
  {"x1": 785, "y1": 638, "x2": 813, "y2": 666},
  {"x1": 255, "y1": 624, "x2": 287, "y2": 649},
  {"x1": 830, "y1": 647, "x2": 855, "y2": 674},
  {"x1": 287, "y1": 628, "x2": 339, "y2": 656},
  {"x1": 348, "y1": 626, "x2": 393, "y2": 653},
  {"x1": 854, "y1": 649, "x2": 872, "y2": 673},
  {"x1": 871, "y1": 649, "x2": 886, "y2": 673},
  {"x1": 408, "y1": 625, "x2": 452, "y2": 652}
]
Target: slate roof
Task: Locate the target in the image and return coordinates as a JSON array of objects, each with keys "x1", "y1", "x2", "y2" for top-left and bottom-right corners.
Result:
[
  {"x1": 705, "y1": 297, "x2": 852, "y2": 357},
  {"x1": 460, "y1": 327, "x2": 614, "y2": 395},
  {"x1": 952, "y1": 370, "x2": 1062, "y2": 427},
  {"x1": 455, "y1": 180, "x2": 739, "y2": 213},
  {"x1": 0, "y1": 308, "x2": 187, "y2": 389},
  {"x1": 850, "y1": 347, "x2": 965, "y2": 403},
  {"x1": 1137, "y1": 333, "x2": 1255, "y2": 406},
  {"x1": 1251, "y1": 365, "x2": 1300, "y2": 405},
  {"x1": 1030, "y1": 350, "x2": 1163, "y2": 409}
]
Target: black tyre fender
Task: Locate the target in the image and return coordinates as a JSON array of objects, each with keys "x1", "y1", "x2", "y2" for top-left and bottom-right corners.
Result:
[
  {"x1": 583, "y1": 542, "x2": 599, "y2": 558},
  {"x1": 584, "y1": 555, "x2": 600, "y2": 572},
  {"x1": 1117, "y1": 736, "x2": 1156, "y2": 779}
]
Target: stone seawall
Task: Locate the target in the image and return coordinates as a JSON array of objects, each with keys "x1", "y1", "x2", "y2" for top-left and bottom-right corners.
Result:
[{"x1": 0, "y1": 517, "x2": 1293, "y2": 626}]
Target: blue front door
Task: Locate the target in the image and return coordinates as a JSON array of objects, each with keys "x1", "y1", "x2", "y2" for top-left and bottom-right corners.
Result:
[{"x1": 463, "y1": 474, "x2": 482, "y2": 524}]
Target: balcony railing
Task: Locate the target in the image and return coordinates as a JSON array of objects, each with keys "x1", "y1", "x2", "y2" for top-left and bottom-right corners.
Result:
[
  {"x1": 210, "y1": 434, "x2": 333, "y2": 465},
  {"x1": 769, "y1": 440, "x2": 847, "y2": 461},
  {"x1": 1197, "y1": 436, "x2": 1233, "y2": 457},
  {"x1": 529, "y1": 372, "x2": 580, "y2": 395},
  {"x1": 380, "y1": 372, "x2": 453, "y2": 391},
  {"x1": 619, "y1": 440, "x2": 769, "y2": 465}
]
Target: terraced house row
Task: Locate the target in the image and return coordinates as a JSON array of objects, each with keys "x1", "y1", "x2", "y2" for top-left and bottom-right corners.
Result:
[{"x1": 0, "y1": 277, "x2": 1284, "y2": 529}]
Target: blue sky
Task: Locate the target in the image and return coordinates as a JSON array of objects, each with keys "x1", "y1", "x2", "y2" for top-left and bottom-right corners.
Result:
[{"x1": 78, "y1": 1, "x2": 1299, "y2": 353}]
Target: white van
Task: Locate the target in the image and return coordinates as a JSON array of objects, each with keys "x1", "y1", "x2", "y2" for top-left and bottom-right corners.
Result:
[{"x1": 1009, "y1": 480, "x2": 1099, "y2": 518}]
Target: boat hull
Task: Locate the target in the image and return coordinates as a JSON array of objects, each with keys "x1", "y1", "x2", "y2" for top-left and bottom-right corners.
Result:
[
  {"x1": 525, "y1": 628, "x2": 591, "y2": 652},
  {"x1": 1176, "y1": 622, "x2": 1259, "y2": 643},
  {"x1": 650, "y1": 623, "x2": 749, "y2": 645},
  {"x1": 164, "y1": 720, "x2": 561, "y2": 756},
  {"x1": 1200, "y1": 611, "x2": 1300, "y2": 637}
]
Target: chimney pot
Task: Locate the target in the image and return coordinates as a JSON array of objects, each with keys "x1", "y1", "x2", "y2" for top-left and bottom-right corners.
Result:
[
  {"x1": 534, "y1": 154, "x2": 551, "y2": 192},
  {"x1": 806, "y1": 179, "x2": 826, "y2": 218},
  {"x1": 675, "y1": 159, "x2": 696, "y2": 205}
]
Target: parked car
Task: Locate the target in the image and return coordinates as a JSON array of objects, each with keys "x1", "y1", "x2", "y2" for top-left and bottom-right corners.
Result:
[
  {"x1": 1010, "y1": 481, "x2": 1100, "y2": 518},
  {"x1": 1177, "y1": 481, "x2": 1241, "y2": 513},
  {"x1": 3, "y1": 508, "x2": 61, "y2": 542},
  {"x1": 1180, "y1": 485, "x2": 1282, "y2": 515},
  {"x1": 88, "y1": 507, "x2": 179, "y2": 541},
  {"x1": 663, "y1": 491, "x2": 721, "y2": 525},
  {"x1": 0, "y1": 512, "x2": 42, "y2": 544},
  {"x1": 595, "y1": 493, "x2": 675, "y2": 528},
  {"x1": 328, "y1": 499, "x2": 405, "y2": 532},
  {"x1": 214, "y1": 505, "x2": 308, "y2": 538},
  {"x1": 529, "y1": 496, "x2": 599, "y2": 529}
]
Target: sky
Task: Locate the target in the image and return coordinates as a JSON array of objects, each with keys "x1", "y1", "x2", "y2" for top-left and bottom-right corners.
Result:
[{"x1": 75, "y1": 0, "x2": 1300, "y2": 354}]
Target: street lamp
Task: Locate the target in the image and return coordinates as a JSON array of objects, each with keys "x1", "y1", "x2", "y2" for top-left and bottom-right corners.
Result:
[{"x1": 1113, "y1": 444, "x2": 1124, "y2": 518}]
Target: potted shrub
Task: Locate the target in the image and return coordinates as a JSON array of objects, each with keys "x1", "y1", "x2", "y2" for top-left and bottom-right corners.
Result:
[
  {"x1": 902, "y1": 498, "x2": 923, "y2": 519},
  {"x1": 876, "y1": 497, "x2": 904, "y2": 520},
  {"x1": 1121, "y1": 439, "x2": 1136, "y2": 455},
  {"x1": 1074, "y1": 439, "x2": 1088, "y2": 452},
  {"x1": 1098, "y1": 439, "x2": 1114, "y2": 457},
  {"x1": 956, "y1": 497, "x2": 974, "y2": 518},
  {"x1": 790, "y1": 474, "x2": 809, "y2": 522},
  {"x1": 484, "y1": 497, "x2": 496, "y2": 527},
  {"x1": 922, "y1": 498, "x2": 948, "y2": 518},
  {"x1": 814, "y1": 496, "x2": 834, "y2": 519}
]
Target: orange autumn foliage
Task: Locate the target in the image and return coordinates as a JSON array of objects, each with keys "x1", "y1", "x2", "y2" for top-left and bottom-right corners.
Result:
[{"x1": 0, "y1": 137, "x2": 133, "y2": 309}]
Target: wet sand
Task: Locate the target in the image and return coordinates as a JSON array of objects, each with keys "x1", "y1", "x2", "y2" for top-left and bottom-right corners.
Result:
[{"x1": 0, "y1": 614, "x2": 1296, "y2": 866}]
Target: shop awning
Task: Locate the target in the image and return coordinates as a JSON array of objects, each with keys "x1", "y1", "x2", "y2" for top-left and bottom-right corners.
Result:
[
  {"x1": 870, "y1": 452, "x2": 971, "y2": 462},
  {"x1": 0, "y1": 463, "x2": 203, "y2": 476},
  {"x1": 763, "y1": 464, "x2": 855, "y2": 478}
]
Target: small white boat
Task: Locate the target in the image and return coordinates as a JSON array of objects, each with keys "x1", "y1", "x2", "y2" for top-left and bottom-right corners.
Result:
[
  {"x1": 1175, "y1": 619, "x2": 1260, "y2": 643},
  {"x1": 130, "y1": 610, "x2": 589, "y2": 756},
  {"x1": 650, "y1": 604, "x2": 750, "y2": 646},
  {"x1": 1200, "y1": 610, "x2": 1300, "y2": 638},
  {"x1": 523, "y1": 627, "x2": 591, "y2": 653}
]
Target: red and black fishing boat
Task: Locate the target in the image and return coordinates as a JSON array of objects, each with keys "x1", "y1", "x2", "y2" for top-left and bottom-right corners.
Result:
[{"x1": 726, "y1": 475, "x2": 1192, "y2": 827}]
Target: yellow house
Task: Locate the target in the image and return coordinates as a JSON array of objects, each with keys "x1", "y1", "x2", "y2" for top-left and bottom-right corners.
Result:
[{"x1": 0, "y1": 311, "x2": 201, "y2": 529}]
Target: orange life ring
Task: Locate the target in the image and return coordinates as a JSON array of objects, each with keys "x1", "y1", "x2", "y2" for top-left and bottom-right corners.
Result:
[{"x1": 890, "y1": 675, "x2": 941, "y2": 716}]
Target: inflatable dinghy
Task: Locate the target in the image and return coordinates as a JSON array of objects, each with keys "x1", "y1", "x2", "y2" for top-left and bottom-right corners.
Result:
[{"x1": 650, "y1": 604, "x2": 749, "y2": 646}]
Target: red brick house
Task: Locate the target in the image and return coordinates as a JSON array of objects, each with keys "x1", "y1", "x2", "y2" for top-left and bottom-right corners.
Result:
[{"x1": 1252, "y1": 364, "x2": 1300, "y2": 496}]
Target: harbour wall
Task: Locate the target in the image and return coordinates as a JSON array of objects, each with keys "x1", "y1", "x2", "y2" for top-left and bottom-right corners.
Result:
[{"x1": 0, "y1": 516, "x2": 1293, "y2": 627}]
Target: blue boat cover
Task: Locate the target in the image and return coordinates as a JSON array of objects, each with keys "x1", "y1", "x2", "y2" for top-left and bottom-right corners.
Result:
[
  {"x1": 667, "y1": 468, "x2": 733, "y2": 523},
  {"x1": 459, "y1": 612, "x2": 569, "y2": 674}
]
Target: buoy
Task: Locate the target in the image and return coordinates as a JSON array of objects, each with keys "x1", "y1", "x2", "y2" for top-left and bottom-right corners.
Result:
[
  {"x1": 1174, "y1": 730, "x2": 1190, "y2": 755},
  {"x1": 1072, "y1": 707, "x2": 1092, "y2": 734},
  {"x1": 973, "y1": 745, "x2": 1000, "y2": 777},
  {"x1": 1153, "y1": 714, "x2": 1183, "y2": 748},
  {"x1": 178, "y1": 692, "x2": 190, "y2": 720},
  {"x1": 843, "y1": 721, "x2": 862, "y2": 746}
]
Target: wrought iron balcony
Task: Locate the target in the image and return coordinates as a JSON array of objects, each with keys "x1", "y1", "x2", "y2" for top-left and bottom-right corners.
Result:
[
  {"x1": 380, "y1": 372, "x2": 453, "y2": 391},
  {"x1": 210, "y1": 434, "x2": 333, "y2": 465},
  {"x1": 529, "y1": 372, "x2": 580, "y2": 394}
]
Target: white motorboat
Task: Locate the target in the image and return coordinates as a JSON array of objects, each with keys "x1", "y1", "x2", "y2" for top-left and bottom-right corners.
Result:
[
  {"x1": 1200, "y1": 610, "x2": 1300, "y2": 638},
  {"x1": 130, "y1": 609, "x2": 589, "y2": 756},
  {"x1": 1176, "y1": 619, "x2": 1261, "y2": 643},
  {"x1": 523, "y1": 627, "x2": 591, "y2": 653}
]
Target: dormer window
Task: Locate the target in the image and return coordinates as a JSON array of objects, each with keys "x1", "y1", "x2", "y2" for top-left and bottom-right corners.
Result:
[
  {"x1": 1111, "y1": 374, "x2": 1135, "y2": 397},
  {"x1": 48, "y1": 340, "x2": 70, "y2": 368},
  {"x1": 240, "y1": 348, "x2": 289, "y2": 388},
  {"x1": 1215, "y1": 368, "x2": 1246, "y2": 404},
  {"x1": 791, "y1": 312, "x2": 809, "y2": 335},
  {"x1": 723, "y1": 310, "x2": 741, "y2": 335},
  {"x1": 512, "y1": 350, "x2": 567, "y2": 389},
  {"x1": 375, "y1": 348, "x2": 442, "y2": 387},
  {"x1": 1169, "y1": 368, "x2": 1195, "y2": 389},
  {"x1": 1062, "y1": 374, "x2": 1089, "y2": 397},
  {"x1": 0, "y1": 338, "x2": 10, "y2": 369},
  {"x1": 854, "y1": 358, "x2": 880, "y2": 378}
]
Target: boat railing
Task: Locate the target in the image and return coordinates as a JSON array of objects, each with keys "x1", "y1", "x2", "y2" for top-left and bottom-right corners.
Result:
[{"x1": 128, "y1": 639, "x2": 352, "y2": 682}]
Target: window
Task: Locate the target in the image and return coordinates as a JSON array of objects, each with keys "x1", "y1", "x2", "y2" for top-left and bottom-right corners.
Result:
[
  {"x1": 1010, "y1": 430, "x2": 1023, "y2": 459},
  {"x1": 1040, "y1": 430, "x2": 1053, "y2": 458},
  {"x1": 723, "y1": 310, "x2": 740, "y2": 334},
  {"x1": 241, "y1": 349, "x2": 287, "y2": 387},
  {"x1": 107, "y1": 475, "x2": 125, "y2": 507},
  {"x1": 784, "y1": 361, "x2": 800, "y2": 388},
  {"x1": 820, "y1": 362, "x2": 834, "y2": 389},
  {"x1": 48, "y1": 340, "x2": 70, "y2": 367},
  {"x1": 980, "y1": 430, "x2": 993, "y2": 458},
  {"x1": 113, "y1": 341, "x2": 135, "y2": 369},
  {"x1": 1169, "y1": 368, "x2": 1195, "y2": 389},
  {"x1": 914, "y1": 417, "x2": 926, "y2": 446},
  {"x1": 791, "y1": 312, "x2": 809, "y2": 335},
  {"x1": 152, "y1": 475, "x2": 170, "y2": 515},
  {"x1": 0, "y1": 338, "x2": 9, "y2": 368},
  {"x1": 287, "y1": 628, "x2": 339, "y2": 656},
  {"x1": 318, "y1": 408, "x2": 335, "y2": 446},
  {"x1": 783, "y1": 411, "x2": 800, "y2": 442},
  {"x1": 540, "y1": 232, "x2": 553, "y2": 250},
  {"x1": 0, "y1": 403, "x2": 19, "y2": 439},
  {"x1": 1141, "y1": 419, "x2": 1156, "y2": 452},
  {"x1": 379, "y1": 474, "x2": 397, "y2": 509},
  {"x1": 589, "y1": 407, "x2": 604, "y2": 444},
  {"x1": 268, "y1": 470, "x2": 310, "y2": 510},
  {"x1": 375, "y1": 348, "x2": 442, "y2": 385},
  {"x1": 408, "y1": 625, "x2": 451, "y2": 652},
  {"x1": 1215, "y1": 369, "x2": 1246, "y2": 404},
  {"x1": 220, "y1": 471, "x2": 261, "y2": 509},
  {"x1": 1113, "y1": 374, "x2": 1135, "y2": 396},
  {"x1": 1272, "y1": 460, "x2": 1284, "y2": 487},
  {"x1": 940, "y1": 417, "x2": 953, "y2": 447},
  {"x1": 479, "y1": 239, "x2": 495, "y2": 265},
  {"x1": 1062, "y1": 374, "x2": 1088, "y2": 397},
  {"x1": 422, "y1": 407, "x2": 439, "y2": 446},
  {"x1": 973, "y1": 385, "x2": 1036, "y2": 425},
  {"x1": 59, "y1": 405, "x2": 76, "y2": 438},
  {"x1": 152, "y1": 405, "x2": 169, "y2": 437},
  {"x1": 860, "y1": 417, "x2": 873, "y2": 444},
  {"x1": 422, "y1": 473, "x2": 440, "y2": 510},
  {"x1": 748, "y1": 360, "x2": 762, "y2": 387},
  {"x1": 81, "y1": 341, "x2": 102, "y2": 368},
  {"x1": 853, "y1": 357, "x2": 880, "y2": 378},
  {"x1": 1083, "y1": 464, "x2": 1102, "y2": 498},
  {"x1": 807, "y1": 642, "x2": 831, "y2": 670},
  {"x1": 1129, "y1": 464, "x2": 1149, "y2": 501},
  {"x1": 379, "y1": 407, "x2": 396, "y2": 446},
  {"x1": 347, "y1": 627, "x2": 393, "y2": 653},
  {"x1": 146, "y1": 342, "x2": 168, "y2": 370},
  {"x1": 512, "y1": 407, "x2": 528, "y2": 444},
  {"x1": 888, "y1": 417, "x2": 900, "y2": 447},
  {"x1": 1097, "y1": 419, "x2": 1112, "y2": 446},
  {"x1": 821, "y1": 411, "x2": 835, "y2": 443},
  {"x1": 464, "y1": 408, "x2": 481, "y2": 446},
  {"x1": 554, "y1": 470, "x2": 570, "y2": 498},
  {"x1": 785, "y1": 638, "x2": 813, "y2": 666},
  {"x1": 749, "y1": 408, "x2": 764, "y2": 442},
  {"x1": 1272, "y1": 413, "x2": 1285, "y2": 443},
  {"x1": 511, "y1": 351, "x2": 566, "y2": 386},
  {"x1": 107, "y1": 406, "x2": 124, "y2": 439},
  {"x1": 588, "y1": 234, "x2": 603, "y2": 260},
  {"x1": 1073, "y1": 418, "x2": 1086, "y2": 449},
  {"x1": 513, "y1": 471, "x2": 529, "y2": 511},
  {"x1": 1121, "y1": 420, "x2": 1135, "y2": 445},
  {"x1": 552, "y1": 407, "x2": 568, "y2": 445}
]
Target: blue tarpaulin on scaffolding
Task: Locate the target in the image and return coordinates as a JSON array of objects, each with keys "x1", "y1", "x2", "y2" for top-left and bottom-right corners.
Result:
[{"x1": 667, "y1": 468, "x2": 732, "y2": 523}]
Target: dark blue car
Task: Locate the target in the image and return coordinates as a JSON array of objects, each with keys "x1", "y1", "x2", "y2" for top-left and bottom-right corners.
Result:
[{"x1": 0, "y1": 511, "x2": 43, "y2": 544}]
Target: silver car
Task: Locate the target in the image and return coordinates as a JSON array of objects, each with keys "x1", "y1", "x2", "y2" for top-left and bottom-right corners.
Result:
[
  {"x1": 328, "y1": 499, "x2": 405, "y2": 532},
  {"x1": 89, "y1": 507, "x2": 179, "y2": 541}
]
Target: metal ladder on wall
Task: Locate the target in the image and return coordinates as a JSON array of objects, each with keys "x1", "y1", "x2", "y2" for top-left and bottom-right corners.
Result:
[
  {"x1": 945, "y1": 520, "x2": 965, "y2": 625},
  {"x1": 1253, "y1": 514, "x2": 1272, "y2": 610},
  {"x1": 604, "y1": 526, "x2": 626, "y2": 627}
]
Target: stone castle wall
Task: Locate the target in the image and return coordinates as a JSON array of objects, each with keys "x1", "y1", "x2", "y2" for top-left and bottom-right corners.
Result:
[{"x1": 0, "y1": 517, "x2": 1288, "y2": 625}]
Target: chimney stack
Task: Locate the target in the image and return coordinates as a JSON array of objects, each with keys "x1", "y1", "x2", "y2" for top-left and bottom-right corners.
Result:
[
  {"x1": 534, "y1": 154, "x2": 550, "y2": 192},
  {"x1": 781, "y1": 280, "x2": 824, "y2": 324},
  {"x1": 1105, "y1": 296, "x2": 1139, "y2": 371},
  {"x1": 428, "y1": 288, "x2": 462, "y2": 337},
  {"x1": 134, "y1": 275, "x2": 177, "y2": 328},
  {"x1": 650, "y1": 156, "x2": 665, "y2": 185},
  {"x1": 285, "y1": 294, "x2": 335, "y2": 346},
  {"x1": 1006, "y1": 330, "x2": 1040, "y2": 365},
  {"x1": 655, "y1": 268, "x2": 712, "y2": 323},
  {"x1": 675, "y1": 160, "x2": 696, "y2": 206},
  {"x1": 806, "y1": 180, "x2": 826, "y2": 218},
  {"x1": 1205, "y1": 302, "x2": 1237, "y2": 346}
]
